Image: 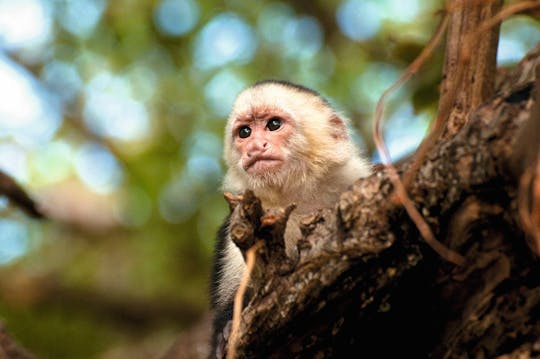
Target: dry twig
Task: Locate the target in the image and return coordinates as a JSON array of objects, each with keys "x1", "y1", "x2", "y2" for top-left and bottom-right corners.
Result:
[
  {"x1": 372, "y1": 11, "x2": 465, "y2": 265},
  {"x1": 227, "y1": 241, "x2": 263, "y2": 359}
]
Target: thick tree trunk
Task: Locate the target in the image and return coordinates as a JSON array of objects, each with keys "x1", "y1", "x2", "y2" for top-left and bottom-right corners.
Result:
[
  {"x1": 217, "y1": 47, "x2": 540, "y2": 359},
  {"x1": 200, "y1": 8, "x2": 540, "y2": 359}
]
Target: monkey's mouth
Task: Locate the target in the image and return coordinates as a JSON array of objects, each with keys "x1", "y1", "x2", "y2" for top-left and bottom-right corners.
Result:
[{"x1": 244, "y1": 156, "x2": 283, "y2": 174}]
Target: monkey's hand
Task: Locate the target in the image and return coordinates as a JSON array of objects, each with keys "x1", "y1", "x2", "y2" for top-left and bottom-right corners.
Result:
[{"x1": 224, "y1": 190, "x2": 297, "y2": 277}]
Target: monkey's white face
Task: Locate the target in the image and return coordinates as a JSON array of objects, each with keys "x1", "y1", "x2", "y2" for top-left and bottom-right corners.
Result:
[
  {"x1": 231, "y1": 113, "x2": 293, "y2": 176},
  {"x1": 223, "y1": 82, "x2": 360, "y2": 195}
]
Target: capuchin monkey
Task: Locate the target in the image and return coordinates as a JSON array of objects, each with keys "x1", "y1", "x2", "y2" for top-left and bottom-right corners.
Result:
[{"x1": 209, "y1": 80, "x2": 371, "y2": 356}]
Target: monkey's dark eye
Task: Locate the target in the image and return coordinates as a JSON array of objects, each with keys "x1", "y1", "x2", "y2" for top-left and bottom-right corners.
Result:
[
  {"x1": 238, "y1": 126, "x2": 251, "y2": 138},
  {"x1": 266, "y1": 117, "x2": 282, "y2": 131}
]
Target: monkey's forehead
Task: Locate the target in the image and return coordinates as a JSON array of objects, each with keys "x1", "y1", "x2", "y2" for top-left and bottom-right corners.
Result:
[
  {"x1": 230, "y1": 83, "x2": 326, "y2": 118},
  {"x1": 233, "y1": 107, "x2": 292, "y2": 124}
]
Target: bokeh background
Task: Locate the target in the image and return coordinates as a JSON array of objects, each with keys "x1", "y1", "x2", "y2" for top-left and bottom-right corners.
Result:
[{"x1": 0, "y1": 0, "x2": 537, "y2": 357}]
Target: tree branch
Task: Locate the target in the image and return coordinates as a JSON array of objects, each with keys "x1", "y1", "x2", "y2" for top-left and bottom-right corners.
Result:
[
  {"x1": 228, "y1": 44, "x2": 540, "y2": 358},
  {"x1": 439, "y1": 0, "x2": 503, "y2": 138},
  {"x1": 0, "y1": 324, "x2": 36, "y2": 359},
  {"x1": 0, "y1": 171, "x2": 43, "y2": 219}
]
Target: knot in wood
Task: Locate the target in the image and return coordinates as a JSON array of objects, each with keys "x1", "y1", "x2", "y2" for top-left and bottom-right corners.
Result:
[
  {"x1": 259, "y1": 203, "x2": 297, "y2": 276},
  {"x1": 300, "y1": 211, "x2": 325, "y2": 237}
]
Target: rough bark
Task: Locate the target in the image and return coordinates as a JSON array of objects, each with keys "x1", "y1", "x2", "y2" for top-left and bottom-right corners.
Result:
[
  {"x1": 439, "y1": 0, "x2": 502, "y2": 138},
  {"x1": 208, "y1": 39, "x2": 540, "y2": 359}
]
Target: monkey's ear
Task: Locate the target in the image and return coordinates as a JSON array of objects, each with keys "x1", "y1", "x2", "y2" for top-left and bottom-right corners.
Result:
[{"x1": 329, "y1": 114, "x2": 348, "y2": 140}]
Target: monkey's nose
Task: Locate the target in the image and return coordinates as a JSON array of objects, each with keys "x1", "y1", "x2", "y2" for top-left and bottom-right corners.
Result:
[{"x1": 247, "y1": 140, "x2": 268, "y2": 155}]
